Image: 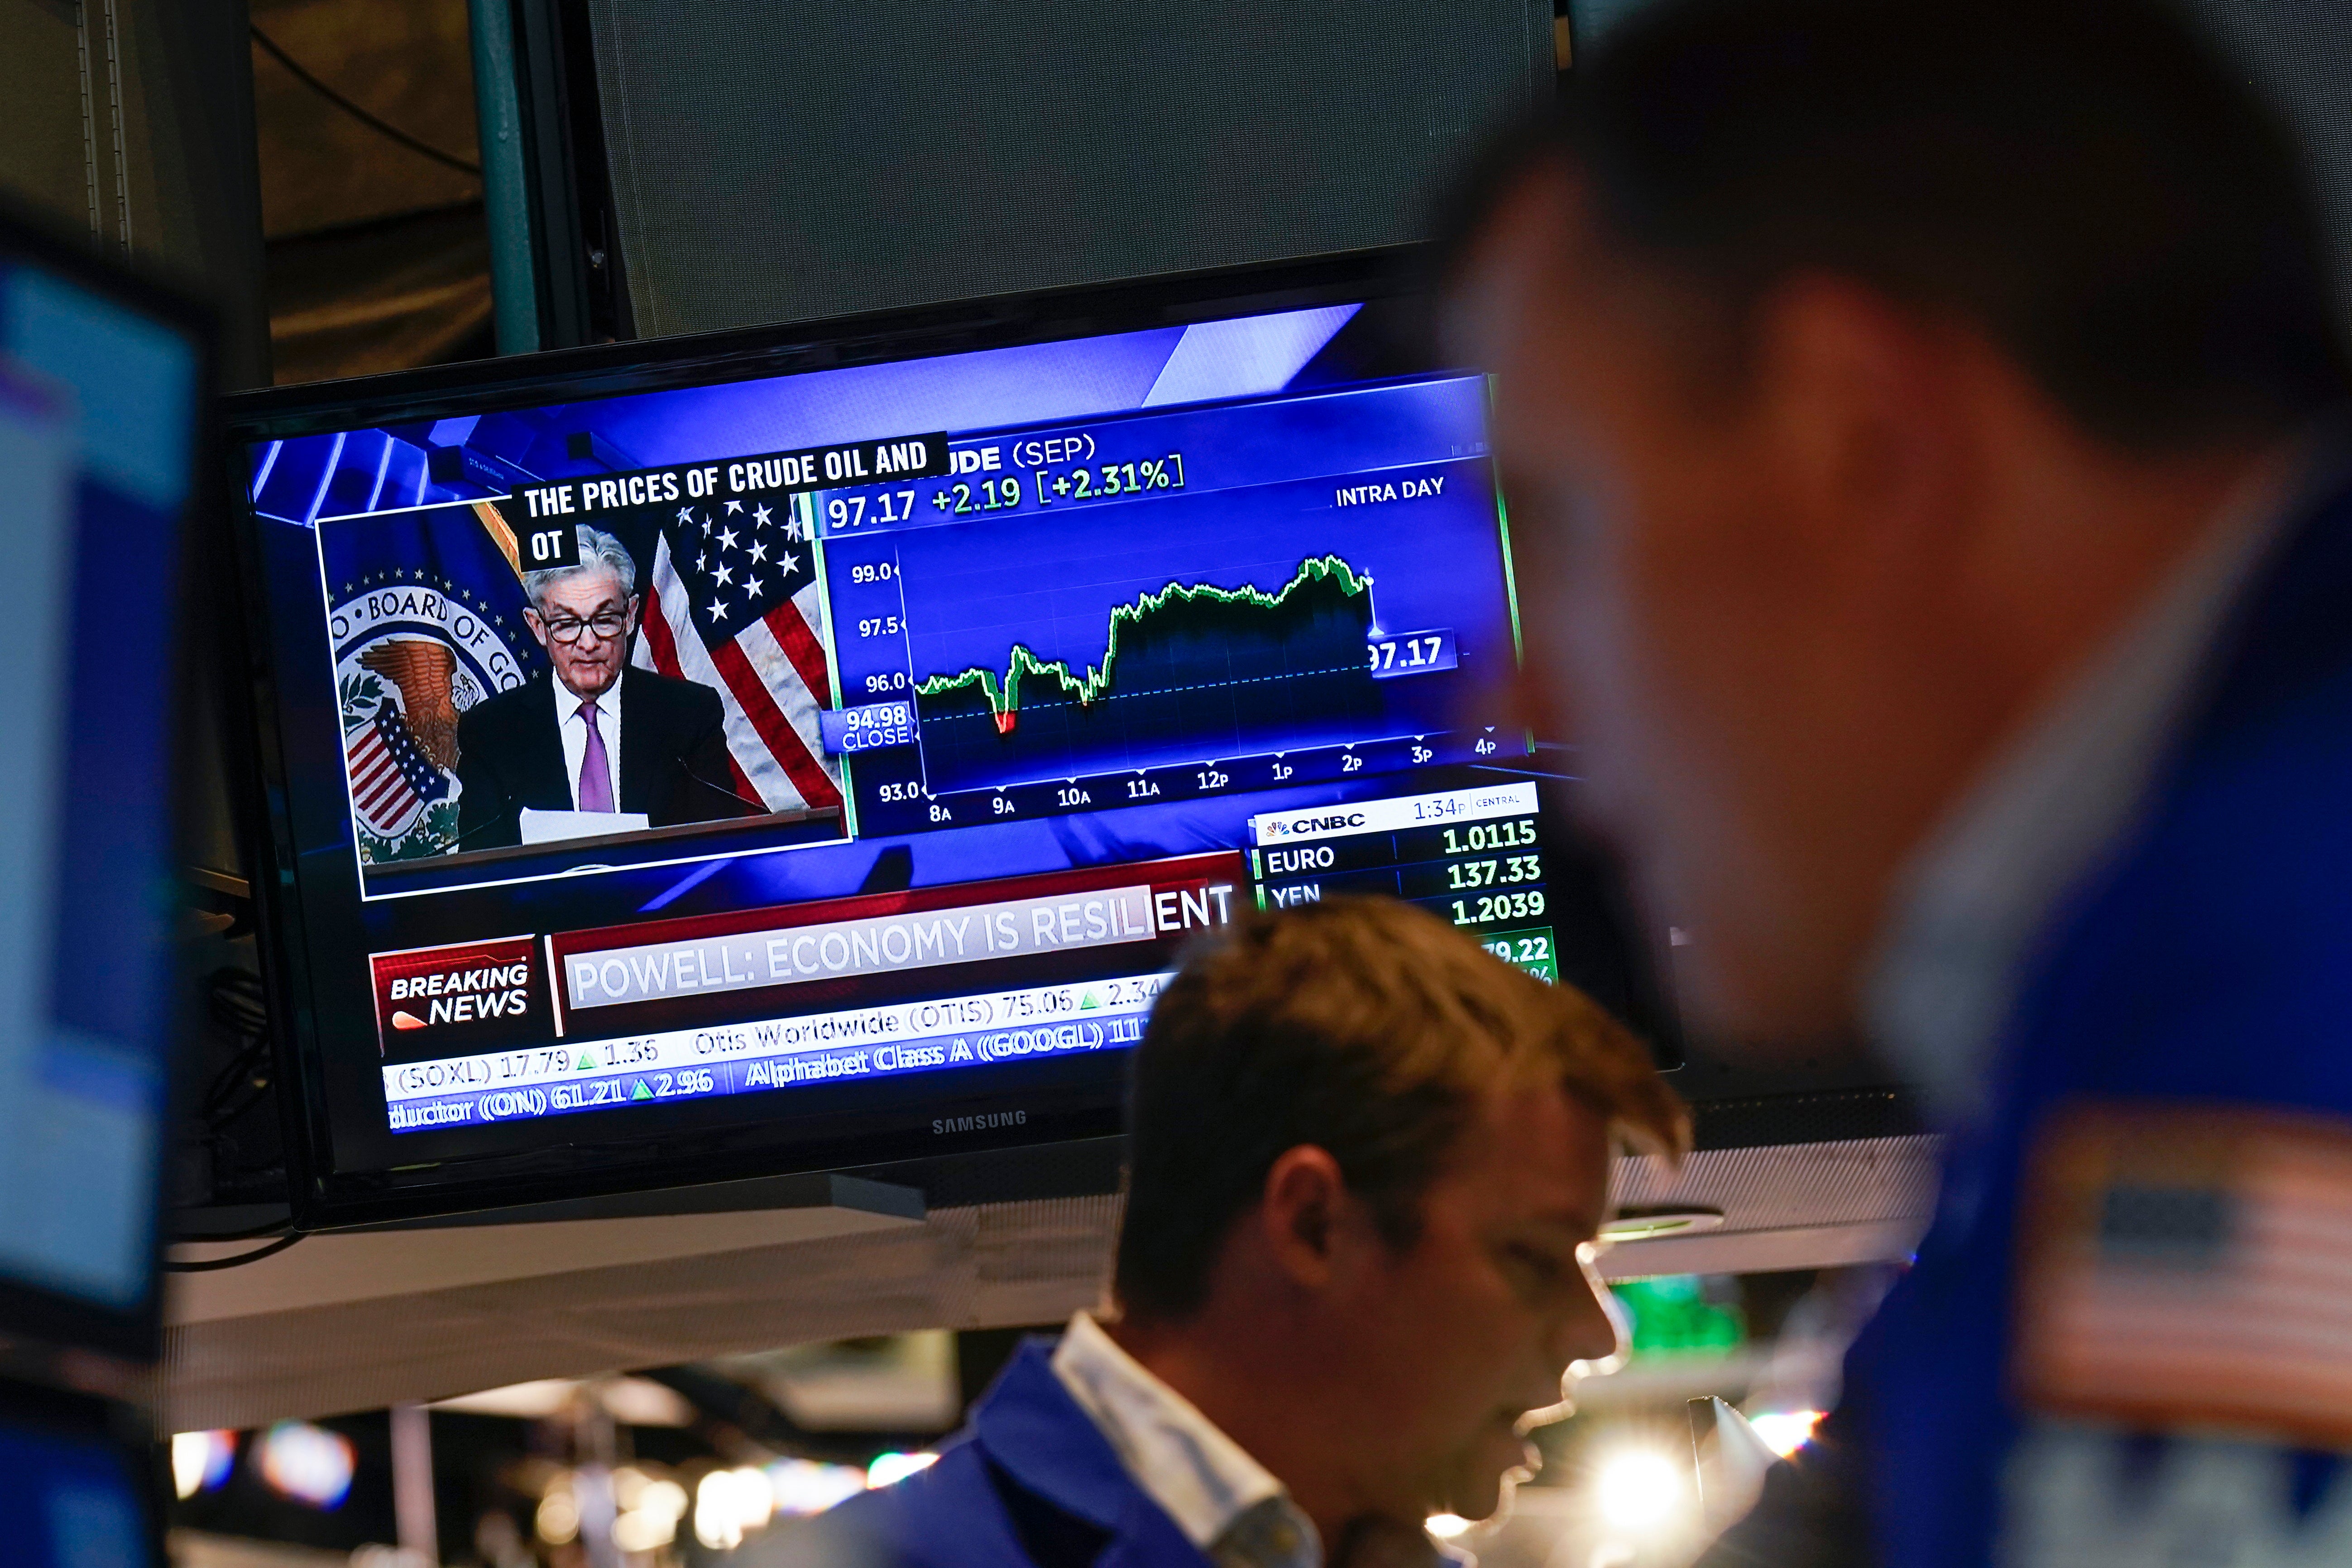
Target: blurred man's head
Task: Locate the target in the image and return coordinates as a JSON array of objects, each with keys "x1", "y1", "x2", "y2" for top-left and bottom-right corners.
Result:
[
  {"x1": 523, "y1": 526, "x2": 641, "y2": 700},
  {"x1": 1113, "y1": 899, "x2": 1686, "y2": 1530},
  {"x1": 1443, "y1": 0, "x2": 2348, "y2": 1044}
]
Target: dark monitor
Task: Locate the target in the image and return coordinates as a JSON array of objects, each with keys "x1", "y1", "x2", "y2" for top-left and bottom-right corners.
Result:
[
  {"x1": 0, "y1": 1383, "x2": 157, "y2": 1568},
  {"x1": 226, "y1": 252, "x2": 1677, "y2": 1228},
  {"x1": 0, "y1": 212, "x2": 205, "y2": 1357}
]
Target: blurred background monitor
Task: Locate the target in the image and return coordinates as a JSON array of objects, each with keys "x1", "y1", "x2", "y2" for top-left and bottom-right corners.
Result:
[
  {"x1": 0, "y1": 1382, "x2": 158, "y2": 1568},
  {"x1": 0, "y1": 207, "x2": 206, "y2": 1360}
]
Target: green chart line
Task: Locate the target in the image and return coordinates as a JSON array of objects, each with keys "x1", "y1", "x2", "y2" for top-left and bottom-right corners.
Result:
[{"x1": 915, "y1": 554, "x2": 1373, "y2": 735}]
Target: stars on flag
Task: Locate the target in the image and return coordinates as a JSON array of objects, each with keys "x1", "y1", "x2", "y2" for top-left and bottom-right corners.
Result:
[
  {"x1": 661, "y1": 504, "x2": 810, "y2": 640},
  {"x1": 633, "y1": 491, "x2": 841, "y2": 815}
]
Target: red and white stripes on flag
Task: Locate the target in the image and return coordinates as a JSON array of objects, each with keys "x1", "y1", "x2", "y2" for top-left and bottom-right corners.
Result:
[
  {"x1": 2013, "y1": 1103, "x2": 2352, "y2": 1449},
  {"x1": 632, "y1": 531, "x2": 842, "y2": 812},
  {"x1": 345, "y1": 704, "x2": 446, "y2": 839}
]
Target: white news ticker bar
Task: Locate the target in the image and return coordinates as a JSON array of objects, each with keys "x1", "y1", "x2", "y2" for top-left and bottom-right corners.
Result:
[
  {"x1": 563, "y1": 882, "x2": 1166, "y2": 1011},
  {"x1": 1248, "y1": 781, "x2": 1539, "y2": 846},
  {"x1": 382, "y1": 971, "x2": 1174, "y2": 1103}
]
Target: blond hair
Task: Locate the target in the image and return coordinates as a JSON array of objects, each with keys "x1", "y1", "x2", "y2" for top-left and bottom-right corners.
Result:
[{"x1": 1116, "y1": 896, "x2": 1688, "y2": 1318}]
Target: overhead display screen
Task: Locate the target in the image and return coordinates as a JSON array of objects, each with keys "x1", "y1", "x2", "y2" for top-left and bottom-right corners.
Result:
[
  {"x1": 232, "y1": 272, "x2": 1667, "y2": 1220},
  {"x1": 0, "y1": 238, "x2": 197, "y2": 1347}
]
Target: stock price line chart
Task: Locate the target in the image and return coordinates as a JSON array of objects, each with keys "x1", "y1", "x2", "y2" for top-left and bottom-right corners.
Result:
[
  {"x1": 915, "y1": 551, "x2": 1384, "y2": 765},
  {"x1": 812, "y1": 378, "x2": 1523, "y2": 835}
]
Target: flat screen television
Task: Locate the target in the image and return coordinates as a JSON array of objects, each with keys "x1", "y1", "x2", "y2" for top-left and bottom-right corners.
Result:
[
  {"x1": 225, "y1": 250, "x2": 1677, "y2": 1229},
  {"x1": 0, "y1": 208, "x2": 206, "y2": 1358}
]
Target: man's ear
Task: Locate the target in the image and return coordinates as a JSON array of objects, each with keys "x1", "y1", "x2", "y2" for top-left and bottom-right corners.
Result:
[
  {"x1": 1257, "y1": 1144, "x2": 1351, "y2": 1290},
  {"x1": 521, "y1": 607, "x2": 549, "y2": 650},
  {"x1": 1749, "y1": 273, "x2": 1976, "y2": 577}
]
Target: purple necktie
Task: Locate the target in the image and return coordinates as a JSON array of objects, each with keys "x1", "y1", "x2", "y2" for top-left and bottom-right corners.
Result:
[{"x1": 577, "y1": 699, "x2": 614, "y2": 812}]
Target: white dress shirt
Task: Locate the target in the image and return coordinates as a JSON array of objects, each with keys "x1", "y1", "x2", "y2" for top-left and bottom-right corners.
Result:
[
  {"x1": 1052, "y1": 1312, "x2": 1325, "y2": 1568},
  {"x1": 1863, "y1": 440, "x2": 2315, "y2": 1118},
  {"x1": 554, "y1": 666, "x2": 624, "y2": 810}
]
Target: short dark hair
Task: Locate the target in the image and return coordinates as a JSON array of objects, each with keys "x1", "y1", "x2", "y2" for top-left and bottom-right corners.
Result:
[
  {"x1": 1443, "y1": 0, "x2": 2351, "y2": 448},
  {"x1": 1113, "y1": 898, "x2": 1687, "y2": 1323}
]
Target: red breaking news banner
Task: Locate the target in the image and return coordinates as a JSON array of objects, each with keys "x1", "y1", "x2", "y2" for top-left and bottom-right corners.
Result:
[
  {"x1": 369, "y1": 934, "x2": 549, "y2": 1056},
  {"x1": 366, "y1": 851, "x2": 1244, "y2": 1060}
]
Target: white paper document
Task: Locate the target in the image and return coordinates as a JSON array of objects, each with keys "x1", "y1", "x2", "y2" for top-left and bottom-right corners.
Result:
[{"x1": 518, "y1": 807, "x2": 650, "y2": 845}]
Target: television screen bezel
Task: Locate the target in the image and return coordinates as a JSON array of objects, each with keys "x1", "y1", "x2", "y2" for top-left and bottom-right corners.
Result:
[{"x1": 223, "y1": 245, "x2": 1673, "y2": 1233}]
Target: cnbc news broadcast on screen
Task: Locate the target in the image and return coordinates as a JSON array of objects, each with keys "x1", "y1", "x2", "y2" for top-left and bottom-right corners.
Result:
[{"x1": 236, "y1": 284, "x2": 1664, "y2": 1215}]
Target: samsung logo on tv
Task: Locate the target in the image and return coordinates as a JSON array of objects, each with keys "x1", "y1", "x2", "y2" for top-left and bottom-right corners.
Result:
[{"x1": 933, "y1": 1110, "x2": 1028, "y2": 1135}]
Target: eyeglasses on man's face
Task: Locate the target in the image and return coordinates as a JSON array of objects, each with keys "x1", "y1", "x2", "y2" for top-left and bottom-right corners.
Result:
[{"x1": 536, "y1": 608, "x2": 629, "y2": 644}]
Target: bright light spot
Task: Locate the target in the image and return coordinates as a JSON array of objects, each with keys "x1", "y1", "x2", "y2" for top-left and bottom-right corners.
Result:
[
  {"x1": 535, "y1": 1488, "x2": 580, "y2": 1546},
  {"x1": 613, "y1": 1506, "x2": 676, "y2": 1552},
  {"x1": 697, "y1": 1464, "x2": 787, "y2": 1549},
  {"x1": 1747, "y1": 1409, "x2": 1825, "y2": 1458},
  {"x1": 729, "y1": 1466, "x2": 774, "y2": 1531},
  {"x1": 349, "y1": 1548, "x2": 430, "y2": 1568},
  {"x1": 256, "y1": 1421, "x2": 354, "y2": 1510},
  {"x1": 597, "y1": 1376, "x2": 696, "y2": 1428},
  {"x1": 865, "y1": 1451, "x2": 939, "y2": 1489},
  {"x1": 1425, "y1": 1514, "x2": 1472, "y2": 1539},
  {"x1": 767, "y1": 1458, "x2": 868, "y2": 1517},
  {"x1": 171, "y1": 1431, "x2": 235, "y2": 1500},
  {"x1": 350, "y1": 1542, "x2": 435, "y2": 1568},
  {"x1": 696, "y1": 1470, "x2": 745, "y2": 1551},
  {"x1": 169, "y1": 1438, "x2": 204, "y2": 1503},
  {"x1": 642, "y1": 1477, "x2": 690, "y2": 1522},
  {"x1": 1594, "y1": 1447, "x2": 1686, "y2": 1531},
  {"x1": 612, "y1": 1465, "x2": 650, "y2": 1510}
]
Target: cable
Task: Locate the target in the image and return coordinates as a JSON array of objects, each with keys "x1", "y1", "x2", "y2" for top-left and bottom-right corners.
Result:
[
  {"x1": 208, "y1": 973, "x2": 267, "y2": 1036},
  {"x1": 172, "y1": 1217, "x2": 292, "y2": 1244},
  {"x1": 205, "y1": 1039, "x2": 267, "y2": 1114},
  {"x1": 164, "y1": 1232, "x2": 303, "y2": 1273},
  {"x1": 203, "y1": 970, "x2": 273, "y2": 1122},
  {"x1": 249, "y1": 25, "x2": 484, "y2": 178}
]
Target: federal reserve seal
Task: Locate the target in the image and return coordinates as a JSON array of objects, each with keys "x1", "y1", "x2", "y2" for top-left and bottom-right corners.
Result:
[{"x1": 332, "y1": 571, "x2": 532, "y2": 862}]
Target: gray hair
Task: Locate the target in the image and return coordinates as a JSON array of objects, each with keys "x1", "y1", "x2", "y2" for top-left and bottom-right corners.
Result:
[{"x1": 522, "y1": 524, "x2": 637, "y2": 613}]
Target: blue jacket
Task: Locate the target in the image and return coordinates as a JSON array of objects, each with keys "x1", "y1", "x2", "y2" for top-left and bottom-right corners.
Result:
[
  {"x1": 1836, "y1": 478, "x2": 2352, "y2": 1564},
  {"x1": 753, "y1": 1342, "x2": 1211, "y2": 1568}
]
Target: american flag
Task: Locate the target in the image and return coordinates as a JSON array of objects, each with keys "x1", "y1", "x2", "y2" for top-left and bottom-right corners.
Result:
[
  {"x1": 632, "y1": 496, "x2": 842, "y2": 812},
  {"x1": 2013, "y1": 1103, "x2": 2352, "y2": 1449},
  {"x1": 346, "y1": 702, "x2": 451, "y2": 839}
]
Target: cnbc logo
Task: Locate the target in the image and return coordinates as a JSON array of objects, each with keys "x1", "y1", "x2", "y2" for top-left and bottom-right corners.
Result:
[
  {"x1": 369, "y1": 935, "x2": 548, "y2": 1056},
  {"x1": 1259, "y1": 810, "x2": 1366, "y2": 840}
]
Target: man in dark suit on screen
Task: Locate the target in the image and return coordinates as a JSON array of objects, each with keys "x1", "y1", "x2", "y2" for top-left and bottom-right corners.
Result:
[{"x1": 455, "y1": 524, "x2": 755, "y2": 851}]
